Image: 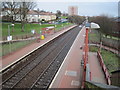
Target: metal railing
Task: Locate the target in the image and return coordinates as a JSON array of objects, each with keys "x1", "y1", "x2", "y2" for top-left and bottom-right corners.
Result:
[
  {"x1": 85, "y1": 80, "x2": 119, "y2": 90},
  {"x1": 97, "y1": 51, "x2": 111, "y2": 85}
]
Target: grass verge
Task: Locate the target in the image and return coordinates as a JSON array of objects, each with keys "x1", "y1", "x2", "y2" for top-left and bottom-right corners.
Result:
[
  {"x1": 1, "y1": 40, "x2": 35, "y2": 57},
  {"x1": 2, "y1": 22, "x2": 72, "y2": 37},
  {"x1": 1, "y1": 23, "x2": 73, "y2": 56}
]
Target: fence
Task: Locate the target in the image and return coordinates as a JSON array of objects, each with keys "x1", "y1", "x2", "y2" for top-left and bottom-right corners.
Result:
[
  {"x1": 2, "y1": 33, "x2": 35, "y2": 41},
  {"x1": 1, "y1": 39, "x2": 35, "y2": 57},
  {"x1": 85, "y1": 80, "x2": 119, "y2": 89},
  {"x1": 89, "y1": 30, "x2": 120, "y2": 51},
  {"x1": 97, "y1": 51, "x2": 111, "y2": 85},
  {"x1": 89, "y1": 43, "x2": 120, "y2": 57}
]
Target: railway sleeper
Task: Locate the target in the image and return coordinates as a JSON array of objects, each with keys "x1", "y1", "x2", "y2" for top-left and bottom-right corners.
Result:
[{"x1": 5, "y1": 82, "x2": 13, "y2": 85}]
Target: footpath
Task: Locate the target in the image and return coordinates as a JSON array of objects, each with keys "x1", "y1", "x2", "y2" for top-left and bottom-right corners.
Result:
[
  {"x1": 0, "y1": 25, "x2": 76, "y2": 71},
  {"x1": 89, "y1": 43, "x2": 120, "y2": 56},
  {"x1": 88, "y1": 52, "x2": 107, "y2": 84}
]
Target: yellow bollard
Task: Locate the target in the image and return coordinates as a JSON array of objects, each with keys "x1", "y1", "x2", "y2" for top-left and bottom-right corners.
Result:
[{"x1": 41, "y1": 35, "x2": 45, "y2": 40}]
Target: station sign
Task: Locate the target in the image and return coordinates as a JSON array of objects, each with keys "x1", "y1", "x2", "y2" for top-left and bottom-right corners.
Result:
[
  {"x1": 31, "y1": 30, "x2": 35, "y2": 34},
  {"x1": 7, "y1": 36, "x2": 12, "y2": 41},
  {"x1": 85, "y1": 23, "x2": 91, "y2": 28}
]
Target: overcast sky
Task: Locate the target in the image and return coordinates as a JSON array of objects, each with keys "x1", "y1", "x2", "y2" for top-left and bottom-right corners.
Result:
[
  {"x1": 34, "y1": 0, "x2": 119, "y2": 2},
  {"x1": 33, "y1": 0, "x2": 119, "y2": 17},
  {"x1": 2, "y1": 0, "x2": 119, "y2": 17}
]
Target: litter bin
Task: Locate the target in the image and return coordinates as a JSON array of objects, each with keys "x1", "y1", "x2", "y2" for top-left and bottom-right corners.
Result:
[{"x1": 41, "y1": 35, "x2": 45, "y2": 40}]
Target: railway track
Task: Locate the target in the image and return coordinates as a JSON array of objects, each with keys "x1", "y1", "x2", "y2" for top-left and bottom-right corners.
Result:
[{"x1": 2, "y1": 26, "x2": 81, "y2": 89}]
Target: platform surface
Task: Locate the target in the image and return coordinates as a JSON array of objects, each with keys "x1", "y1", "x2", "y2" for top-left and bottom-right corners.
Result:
[
  {"x1": 49, "y1": 26, "x2": 86, "y2": 88},
  {"x1": 88, "y1": 52, "x2": 107, "y2": 84}
]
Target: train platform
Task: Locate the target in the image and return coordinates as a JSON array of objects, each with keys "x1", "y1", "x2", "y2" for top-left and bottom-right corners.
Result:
[
  {"x1": 49, "y1": 26, "x2": 86, "y2": 88},
  {"x1": 0, "y1": 25, "x2": 77, "y2": 71},
  {"x1": 49, "y1": 26, "x2": 108, "y2": 88}
]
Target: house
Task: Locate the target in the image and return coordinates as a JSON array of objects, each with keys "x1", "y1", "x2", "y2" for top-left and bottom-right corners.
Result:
[
  {"x1": 27, "y1": 10, "x2": 56, "y2": 22},
  {"x1": 39, "y1": 12, "x2": 56, "y2": 22},
  {"x1": 27, "y1": 10, "x2": 39, "y2": 22},
  {"x1": 1, "y1": 8, "x2": 56, "y2": 22}
]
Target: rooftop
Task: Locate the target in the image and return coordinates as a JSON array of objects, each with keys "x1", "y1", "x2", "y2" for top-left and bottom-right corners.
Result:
[{"x1": 2, "y1": 8, "x2": 56, "y2": 15}]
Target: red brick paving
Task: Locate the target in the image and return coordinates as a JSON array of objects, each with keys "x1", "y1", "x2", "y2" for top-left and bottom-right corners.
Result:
[
  {"x1": 49, "y1": 26, "x2": 86, "y2": 88},
  {"x1": 88, "y1": 52, "x2": 107, "y2": 84}
]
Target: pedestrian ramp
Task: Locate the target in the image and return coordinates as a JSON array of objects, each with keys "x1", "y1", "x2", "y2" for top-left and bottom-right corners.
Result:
[
  {"x1": 85, "y1": 52, "x2": 120, "y2": 89},
  {"x1": 87, "y1": 52, "x2": 107, "y2": 84}
]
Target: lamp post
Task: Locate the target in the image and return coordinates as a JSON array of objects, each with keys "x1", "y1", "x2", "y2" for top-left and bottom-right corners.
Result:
[
  {"x1": 8, "y1": 24, "x2": 14, "y2": 54},
  {"x1": 36, "y1": 22, "x2": 42, "y2": 43},
  {"x1": 39, "y1": 22, "x2": 42, "y2": 35},
  {"x1": 54, "y1": 24, "x2": 57, "y2": 33}
]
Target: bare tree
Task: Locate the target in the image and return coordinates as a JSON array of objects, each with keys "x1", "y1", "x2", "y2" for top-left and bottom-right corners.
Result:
[
  {"x1": 2, "y1": 1, "x2": 20, "y2": 32},
  {"x1": 89, "y1": 15, "x2": 117, "y2": 37},
  {"x1": 19, "y1": 1, "x2": 36, "y2": 32},
  {"x1": 89, "y1": 15, "x2": 120, "y2": 50},
  {"x1": 68, "y1": 15, "x2": 85, "y2": 25},
  {"x1": 36, "y1": 8, "x2": 40, "y2": 23},
  {"x1": 56, "y1": 10, "x2": 62, "y2": 20}
]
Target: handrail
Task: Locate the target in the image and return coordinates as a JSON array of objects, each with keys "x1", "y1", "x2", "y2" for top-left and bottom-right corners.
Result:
[
  {"x1": 89, "y1": 43, "x2": 120, "y2": 57},
  {"x1": 97, "y1": 51, "x2": 111, "y2": 85},
  {"x1": 85, "y1": 80, "x2": 119, "y2": 89},
  {"x1": 88, "y1": 41, "x2": 119, "y2": 52}
]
